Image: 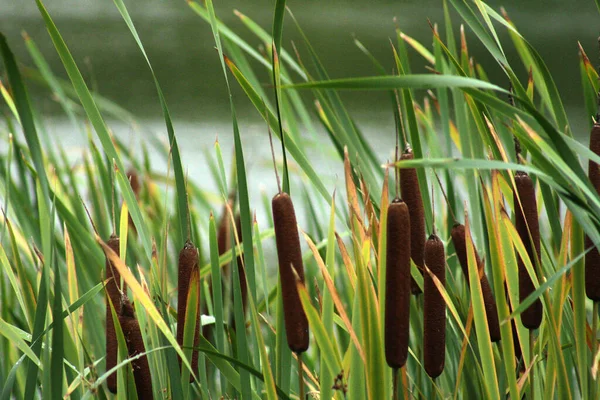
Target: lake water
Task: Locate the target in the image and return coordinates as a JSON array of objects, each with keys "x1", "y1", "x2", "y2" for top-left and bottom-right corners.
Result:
[{"x1": 1, "y1": 0, "x2": 598, "y2": 226}]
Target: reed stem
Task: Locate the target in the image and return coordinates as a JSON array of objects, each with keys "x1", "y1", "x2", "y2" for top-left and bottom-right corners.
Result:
[
  {"x1": 392, "y1": 368, "x2": 399, "y2": 400},
  {"x1": 592, "y1": 302, "x2": 599, "y2": 400},
  {"x1": 529, "y1": 331, "x2": 535, "y2": 400},
  {"x1": 298, "y1": 354, "x2": 305, "y2": 400}
]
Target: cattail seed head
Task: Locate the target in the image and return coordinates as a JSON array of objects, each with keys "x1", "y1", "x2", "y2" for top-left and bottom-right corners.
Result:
[
  {"x1": 423, "y1": 233, "x2": 446, "y2": 379},
  {"x1": 176, "y1": 240, "x2": 200, "y2": 380},
  {"x1": 586, "y1": 123, "x2": 600, "y2": 301},
  {"x1": 126, "y1": 168, "x2": 141, "y2": 199},
  {"x1": 119, "y1": 297, "x2": 153, "y2": 399},
  {"x1": 400, "y1": 148, "x2": 426, "y2": 295},
  {"x1": 272, "y1": 192, "x2": 309, "y2": 353},
  {"x1": 384, "y1": 198, "x2": 412, "y2": 369},
  {"x1": 450, "y1": 223, "x2": 501, "y2": 342},
  {"x1": 105, "y1": 235, "x2": 121, "y2": 393},
  {"x1": 514, "y1": 171, "x2": 542, "y2": 330}
]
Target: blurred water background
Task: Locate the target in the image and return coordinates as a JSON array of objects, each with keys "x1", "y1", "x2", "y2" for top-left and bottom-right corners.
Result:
[{"x1": 1, "y1": 0, "x2": 598, "y2": 213}]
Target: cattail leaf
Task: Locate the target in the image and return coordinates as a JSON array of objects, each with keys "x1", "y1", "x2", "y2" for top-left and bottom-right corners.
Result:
[
  {"x1": 208, "y1": 214, "x2": 226, "y2": 360},
  {"x1": 492, "y1": 7, "x2": 569, "y2": 133},
  {"x1": 33, "y1": 0, "x2": 152, "y2": 257},
  {"x1": 301, "y1": 229, "x2": 365, "y2": 363},
  {"x1": 118, "y1": 202, "x2": 129, "y2": 261},
  {"x1": 0, "y1": 34, "x2": 49, "y2": 201},
  {"x1": 0, "y1": 238, "x2": 31, "y2": 330},
  {"x1": 199, "y1": 228, "x2": 274, "y2": 280},
  {"x1": 245, "y1": 256, "x2": 278, "y2": 400},
  {"x1": 465, "y1": 214, "x2": 499, "y2": 400},
  {"x1": 97, "y1": 237, "x2": 195, "y2": 379},
  {"x1": 111, "y1": 0, "x2": 189, "y2": 248},
  {"x1": 0, "y1": 318, "x2": 40, "y2": 367},
  {"x1": 320, "y1": 193, "x2": 338, "y2": 400},
  {"x1": 284, "y1": 74, "x2": 505, "y2": 92},
  {"x1": 336, "y1": 233, "x2": 357, "y2": 290},
  {"x1": 224, "y1": 56, "x2": 331, "y2": 203},
  {"x1": 296, "y1": 282, "x2": 343, "y2": 378},
  {"x1": 180, "y1": 266, "x2": 200, "y2": 389},
  {"x1": 0, "y1": 81, "x2": 19, "y2": 122}
]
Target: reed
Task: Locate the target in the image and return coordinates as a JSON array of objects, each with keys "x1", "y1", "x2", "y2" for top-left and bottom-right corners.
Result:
[
  {"x1": 176, "y1": 240, "x2": 200, "y2": 379},
  {"x1": 385, "y1": 198, "x2": 412, "y2": 369},
  {"x1": 105, "y1": 234, "x2": 122, "y2": 393},
  {"x1": 400, "y1": 147, "x2": 425, "y2": 295},
  {"x1": 451, "y1": 223, "x2": 501, "y2": 342},
  {"x1": 119, "y1": 297, "x2": 153, "y2": 399},
  {"x1": 272, "y1": 192, "x2": 309, "y2": 353},
  {"x1": 423, "y1": 233, "x2": 446, "y2": 379},
  {"x1": 514, "y1": 171, "x2": 543, "y2": 330}
]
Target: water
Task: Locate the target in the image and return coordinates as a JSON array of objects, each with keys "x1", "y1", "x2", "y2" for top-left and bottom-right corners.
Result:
[{"x1": 1, "y1": 0, "x2": 598, "y2": 225}]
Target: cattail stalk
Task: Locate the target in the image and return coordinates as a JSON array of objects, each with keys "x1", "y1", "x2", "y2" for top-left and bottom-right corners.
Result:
[
  {"x1": 514, "y1": 171, "x2": 542, "y2": 330},
  {"x1": 586, "y1": 123, "x2": 600, "y2": 301},
  {"x1": 105, "y1": 235, "x2": 122, "y2": 393},
  {"x1": 451, "y1": 223, "x2": 501, "y2": 342},
  {"x1": 176, "y1": 240, "x2": 200, "y2": 380},
  {"x1": 119, "y1": 298, "x2": 153, "y2": 399},
  {"x1": 272, "y1": 192, "x2": 309, "y2": 353},
  {"x1": 400, "y1": 148, "x2": 426, "y2": 295},
  {"x1": 385, "y1": 198, "x2": 412, "y2": 368},
  {"x1": 423, "y1": 234, "x2": 446, "y2": 379}
]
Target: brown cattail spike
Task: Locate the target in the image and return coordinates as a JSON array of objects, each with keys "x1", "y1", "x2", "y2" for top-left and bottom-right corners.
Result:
[
  {"x1": 423, "y1": 233, "x2": 446, "y2": 379},
  {"x1": 176, "y1": 240, "x2": 201, "y2": 380},
  {"x1": 586, "y1": 123, "x2": 600, "y2": 301},
  {"x1": 400, "y1": 147, "x2": 426, "y2": 295},
  {"x1": 451, "y1": 224, "x2": 501, "y2": 342},
  {"x1": 272, "y1": 192, "x2": 309, "y2": 353},
  {"x1": 105, "y1": 235, "x2": 122, "y2": 393},
  {"x1": 119, "y1": 297, "x2": 153, "y2": 399},
  {"x1": 385, "y1": 198, "x2": 412, "y2": 368},
  {"x1": 126, "y1": 168, "x2": 141, "y2": 199},
  {"x1": 514, "y1": 171, "x2": 542, "y2": 330}
]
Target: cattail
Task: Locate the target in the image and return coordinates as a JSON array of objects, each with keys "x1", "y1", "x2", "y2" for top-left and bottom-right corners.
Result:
[
  {"x1": 176, "y1": 240, "x2": 200, "y2": 380},
  {"x1": 217, "y1": 205, "x2": 232, "y2": 276},
  {"x1": 105, "y1": 235, "x2": 122, "y2": 393},
  {"x1": 272, "y1": 192, "x2": 309, "y2": 353},
  {"x1": 423, "y1": 234, "x2": 446, "y2": 378},
  {"x1": 385, "y1": 198, "x2": 412, "y2": 368},
  {"x1": 514, "y1": 171, "x2": 542, "y2": 330},
  {"x1": 586, "y1": 123, "x2": 600, "y2": 301},
  {"x1": 126, "y1": 168, "x2": 141, "y2": 199},
  {"x1": 451, "y1": 224, "x2": 501, "y2": 342},
  {"x1": 119, "y1": 298, "x2": 153, "y2": 399},
  {"x1": 400, "y1": 148, "x2": 426, "y2": 294}
]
